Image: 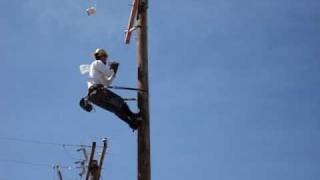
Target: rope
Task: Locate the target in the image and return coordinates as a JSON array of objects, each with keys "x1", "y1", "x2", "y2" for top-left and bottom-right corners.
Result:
[{"x1": 108, "y1": 85, "x2": 147, "y2": 92}]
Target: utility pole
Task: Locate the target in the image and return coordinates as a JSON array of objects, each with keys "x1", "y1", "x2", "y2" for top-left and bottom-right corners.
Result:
[
  {"x1": 85, "y1": 142, "x2": 96, "y2": 180},
  {"x1": 54, "y1": 165, "x2": 63, "y2": 180},
  {"x1": 85, "y1": 140, "x2": 108, "y2": 180},
  {"x1": 97, "y1": 138, "x2": 108, "y2": 180},
  {"x1": 136, "y1": 0, "x2": 151, "y2": 180}
]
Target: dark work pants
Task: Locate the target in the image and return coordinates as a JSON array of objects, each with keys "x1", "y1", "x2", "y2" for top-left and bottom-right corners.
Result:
[{"x1": 88, "y1": 86, "x2": 136, "y2": 125}]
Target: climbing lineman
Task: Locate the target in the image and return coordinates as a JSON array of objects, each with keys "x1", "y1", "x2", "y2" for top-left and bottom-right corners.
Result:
[{"x1": 79, "y1": 48, "x2": 141, "y2": 130}]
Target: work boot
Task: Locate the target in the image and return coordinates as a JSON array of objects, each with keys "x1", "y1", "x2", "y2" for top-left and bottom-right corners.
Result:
[{"x1": 79, "y1": 98, "x2": 93, "y2": 112}]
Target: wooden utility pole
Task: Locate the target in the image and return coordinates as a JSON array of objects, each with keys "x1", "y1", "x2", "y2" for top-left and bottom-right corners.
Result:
[
  {"x1": 84, "y1": 140, "x2": 108, "y2": 180},
  {"x1": 54, "y1": 165, "x2": 63, "y2": 180},
  {"x1": 97, "y1": 138, "x2": 108, "y2": 180},
  {"x1": 136, "y1": 0, "x2": 151, "y2": 180},
  {"x1": 85, "y1": 142, "x2": 96, "y2": 180}
]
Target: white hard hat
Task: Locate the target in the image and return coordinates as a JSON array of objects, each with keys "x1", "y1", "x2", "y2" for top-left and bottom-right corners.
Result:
[{"x1": 93, "y1": 48, "x2": 108, "y2": 59}]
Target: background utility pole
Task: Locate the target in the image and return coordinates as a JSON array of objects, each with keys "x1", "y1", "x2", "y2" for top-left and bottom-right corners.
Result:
[
  {"x1": 136, "y1": 0, "x2": 151, "y2": 180},
  {"x1": 85, "y1": 139, "x2": 107, "y2": 180},
  {"x1": 85, "y1": 142, "x2": 97, "y2": 180},
  {"x1": 97, "y1": 138, "x2": 108, "y2": 180},
  {"x1": 54, "y1": 165, "x2": 63, "y2": 180}
]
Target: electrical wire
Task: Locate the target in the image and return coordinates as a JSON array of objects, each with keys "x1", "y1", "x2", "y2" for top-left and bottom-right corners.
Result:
[
  {"x1": 0, "y1": 136, "x2": 100, "y2": 148},
  {"x1": 62, "y1": 145, "x2": 78, "y2": 161},
  {"x1": 0, "y1": 159, "x2": 52, "y2": 168},
  {"x1": 0, "y1": 159, "x2": 77, "y2": 170},
  {"x1": 0, "y1": 137, "x2": 107, "y2": 179}
]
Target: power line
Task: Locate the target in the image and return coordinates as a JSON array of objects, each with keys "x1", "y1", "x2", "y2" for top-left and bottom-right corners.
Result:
[
  {"x1": 0, "y1": 159, "x2": 76, "y2": 170},
  {"x1": 0, "y1": 136, "x2": 100, "y2": 148},
  {"x1": 62, "y1": 145, "x2": 79, "y2": 161},
  {"x1": 0, "y1": 159, "x2": 52, "y2": 168}
]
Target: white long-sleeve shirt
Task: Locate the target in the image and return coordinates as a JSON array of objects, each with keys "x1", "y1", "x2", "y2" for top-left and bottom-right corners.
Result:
[{"x1": 87, "y1": 60, "x2": 115, "y2": 88}]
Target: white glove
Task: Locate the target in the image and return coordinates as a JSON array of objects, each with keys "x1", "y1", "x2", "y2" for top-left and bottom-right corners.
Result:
[{"x1": 79, "y1": 64, "x2": 90, "y2": 74}]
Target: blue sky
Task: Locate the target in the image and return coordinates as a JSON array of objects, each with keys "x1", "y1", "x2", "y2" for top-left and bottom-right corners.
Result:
[{"x1": 0, "y1": 0, "x2": 320, "y2": 179}]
